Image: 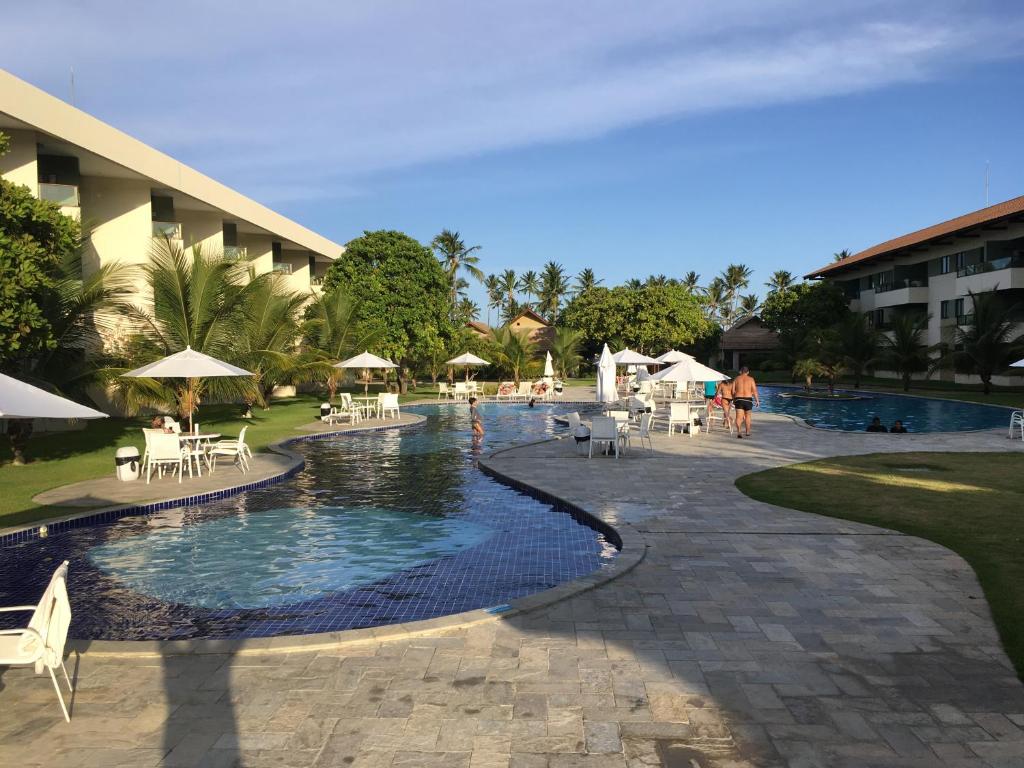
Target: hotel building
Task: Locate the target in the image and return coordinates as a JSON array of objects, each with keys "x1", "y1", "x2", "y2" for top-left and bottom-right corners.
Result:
[
  {"x1": 806, "y1": 196, "x2": 1024, "y2": 385},
  {"x1": 0, "y1": 69, "x2": 342, "y2": 310}
]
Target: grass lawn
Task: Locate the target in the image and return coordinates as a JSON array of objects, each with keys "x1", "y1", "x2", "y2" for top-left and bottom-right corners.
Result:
[
  {"x1": 0, "y1": 385, "x2": 444, "y2": 529},
  {"x1": 754, "y1": 372, "x2": 1024, "y2": 409},
  {"x1": 736, "y1": 452, "x2": 1024, "y2": 679}
]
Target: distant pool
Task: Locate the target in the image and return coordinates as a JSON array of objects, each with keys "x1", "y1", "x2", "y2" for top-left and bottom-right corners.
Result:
[{"x1": 757, "y1": 386, "x2": 1012, "y2": 432}]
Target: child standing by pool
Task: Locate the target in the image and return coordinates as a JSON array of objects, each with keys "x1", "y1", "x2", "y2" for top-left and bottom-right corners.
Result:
[{"x1": 469, "y1": 397, "x2": 484, "y2": 436}]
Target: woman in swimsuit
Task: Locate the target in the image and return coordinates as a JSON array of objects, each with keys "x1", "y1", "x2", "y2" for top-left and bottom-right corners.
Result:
[
  {"x1": 717, "y1": 379, "x2": 734, "y2": 432},
  {"x1": 469, "y1": 397, "x2": 485, "y2": 437}
]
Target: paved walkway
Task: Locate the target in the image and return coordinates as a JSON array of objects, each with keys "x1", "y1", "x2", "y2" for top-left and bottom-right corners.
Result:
[{"x1": 2, "y1": 414, "x2": 1024, "y2": 767}]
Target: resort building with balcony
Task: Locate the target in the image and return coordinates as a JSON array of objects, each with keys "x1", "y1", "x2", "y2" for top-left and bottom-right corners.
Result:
[
  {"x1": 0, "y1": 69, "x2": 341, "y2": 311},
  {"x1": 806, "y1": 195, "x2": 1024, "y2": 385}
]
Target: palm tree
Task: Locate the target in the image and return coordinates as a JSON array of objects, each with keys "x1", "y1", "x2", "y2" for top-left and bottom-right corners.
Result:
[
  {"x1": 646, "y1": 274, "x2": 669, "y2": 287},
  {"x1": 739, "y1": 294, "x2": 760, "y2": 317},
  {"x1": 793, "y1": 358, "x2": 822, "y2": 392},
  {"x1": 765, "y1": 270, "x2": 794, "y2": 294},
  {"x1": 720, "y1": 264, "x2": 752, "y2": 324},
  {"x1": 489, "y1": 325, "x2": 537, "y2": 385},
  {"x1": 834, "y1": 249, "x2": 853, "y2": 262},
  {"x1": 455, "y1": 297, "x2": 480, "y2": 324},
  {"x1": 834, "y1": 313, "x2": 879, "y2": 387},
  {"x1": 702, "y1": 278, "x2": 728, "y2": 324},
  {"x1": 498, "y1": 269, "x2": 518, "y2": 321},
  {"x1": 573, "y1": 268, "x2": 601, "y2": 295},
  {"x1": 682, "y1": 271, "x2": 701, "y2": 292},
  {"x1": 877, "y1": 313, "x2": 932, "y2": 392},
  {"x1": 517, "y1": 270, "x2": 540, "y2": 307},
  {"x1": 625, "y1": 278, "x2": 643, "y2": 289},
  {"x1": 945, "y1": 289, "x2": 1024, "y2": 394},
  {"x1": 483, "y1": 273, "x2": 501, "y2": 327},
  {"x1": 431, "y1": 229, "x2": 483, "y2": 317},
  {"x1": 303, "y1": 286, "x2": 378, "y2": 402},
  {"x1": 549, "y1": 327, "x2": 583, "y2": 379},
  {"x1": 538, "y1": 261, "x2": 569, "y2": 322}
]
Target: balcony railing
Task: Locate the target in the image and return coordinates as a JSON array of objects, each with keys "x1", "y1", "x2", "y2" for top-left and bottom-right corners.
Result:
[
  {"x1": 223, "y1": 245, "x2": 247, "y2": 261},
  {"x1": 152, "y1": 221, "x2": 182, "y2": 239},
  {"x1": 874, "y1": 279, "x2": 926, "y2": 293},
  {"x1": 311, "y1": 275, "x2": 324, "y2": 286},
  {"x1": 956, "y1": 313, "x2": 975, "y2": 326},
  {"x1": 272, "y1": 262, "x2": 293, "y2": 274},
  {"x1": 957, "y1": 254, "x2": 1024, "y2": 278},
  {"x1": 38, "y1": 182, "x2": 80, "y2": 207}
]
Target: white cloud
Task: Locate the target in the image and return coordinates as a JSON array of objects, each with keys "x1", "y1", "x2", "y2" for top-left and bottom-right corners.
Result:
[{"x1": 2, "y1": 0, "x2": 1020, "y2": 204}]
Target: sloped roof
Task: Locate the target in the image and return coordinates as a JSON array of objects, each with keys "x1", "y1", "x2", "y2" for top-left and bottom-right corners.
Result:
[
  {"x1": 806, "y1": 195, "x2": 1024, "y2": 279},
  {"x1": 509, "y1": 307, "x2": 550, "y2": 326},
  {"x1": 720, "y1": 316, "x2": 779, "y2": 351}
]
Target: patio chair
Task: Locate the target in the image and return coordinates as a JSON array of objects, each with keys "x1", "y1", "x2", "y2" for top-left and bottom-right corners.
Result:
[
  {"x1": 607, "y1": 409, "x2": 631, "y2": 451},
  {"x1": 589, "y1": 416, "x2": 620, "y2": 459},
  {"x1": 667, "y1": 402, "x2": 698, "y2": 437},
  {"x1": 567, "y1": 412, "x2": 590, "y2": 455},
  {"x1": 324, "y1": 394, "x2": 360, "y2": 426},
  {"x1": 1009, "y1": 410, "x2": 1023, "y2": 440},
  {"x1": 144, "y1": 430, "x2": 189, "y2": 483},
  {"x1": 0, "y1": 561, "x2": 74, "y2": 722},
  {"x1": 209, "y1": 425, "x2": 250, "y2": 474},
  {"x1": 453, "y1": 382, "x2": 469, "y2": 401},
  {"x1": 637, "y1": 412, "x2": 654, "y2": 451},
  {"x1": 706, "y1": 401, "x2": 733, "y2": 433},
  {"x1": 515, "y1": 382, "x2": 533, "y2": 401},
  {"x1": 380, "y1": 393, "x2": 400, "y2": 419},
  {"x1": 437, "y1": 382, "x2": 454, "y2": 401}
]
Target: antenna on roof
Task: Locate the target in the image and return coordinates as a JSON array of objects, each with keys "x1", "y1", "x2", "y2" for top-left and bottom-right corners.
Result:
[
  {"x1": 985, "y1": 161, "x2": 990, "y2": 206},
  {"x1": 69, "y1": 66, "x2": 75, "y2": 106}
]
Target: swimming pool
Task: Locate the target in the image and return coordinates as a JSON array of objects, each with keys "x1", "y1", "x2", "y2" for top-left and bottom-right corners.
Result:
[
  {"x1": 757, "y1": 386, "x2": 1011, "y2": 432},
  {"x1": 0, "y1": 403, "x2": 616, "y2": 640}
]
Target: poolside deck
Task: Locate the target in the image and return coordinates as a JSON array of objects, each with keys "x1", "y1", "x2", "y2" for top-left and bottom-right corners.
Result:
[{"x1": 3, "y1": 413, "x2": 1023, "y2": 767}]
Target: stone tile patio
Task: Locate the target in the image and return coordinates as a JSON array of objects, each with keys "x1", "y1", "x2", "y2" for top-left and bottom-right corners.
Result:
[{"x1": 2, "y1": 411, "x2": 1024, "y2": 767}]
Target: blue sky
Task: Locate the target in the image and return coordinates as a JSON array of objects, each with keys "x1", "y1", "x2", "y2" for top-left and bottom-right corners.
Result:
[{"x1": 4, "y1": 1, "x2": 1023, "y2": 311}]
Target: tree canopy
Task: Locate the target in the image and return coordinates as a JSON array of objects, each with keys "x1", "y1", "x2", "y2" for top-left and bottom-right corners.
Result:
[
  {"x1": 560, "y1": 283, "x2": 715, "y2": 358},
  {"x1": 759, "y1": 281, "x2": 850, "y2": 337},
  {"x1": 321, "y1": 230, "x2": 455, "y2": 388}
]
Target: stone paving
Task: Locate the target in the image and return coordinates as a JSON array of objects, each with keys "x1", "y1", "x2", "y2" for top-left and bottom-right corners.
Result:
[{"x1": 2, "y1": 412, "x2": 1024, "y2": 767}]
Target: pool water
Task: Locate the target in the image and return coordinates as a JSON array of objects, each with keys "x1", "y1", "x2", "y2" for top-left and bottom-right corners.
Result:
[
  {"x1": 757, "y1": 386, "x2": 1011, "y2": 432},
  {"x1": 0, "y1": 403, "x2": 615, "y2": 640}
]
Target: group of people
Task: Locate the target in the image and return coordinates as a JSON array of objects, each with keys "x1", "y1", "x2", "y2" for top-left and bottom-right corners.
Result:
[
  {"x1": 704, "y1": 366, "x2": 760, "y2": 439},
  {"x1": 866, "y1": 417, "x2": 909, "y2": 434}
]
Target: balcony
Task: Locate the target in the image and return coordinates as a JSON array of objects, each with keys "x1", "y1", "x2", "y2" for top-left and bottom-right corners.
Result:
[
  {"x1": 38, "y1": 182, "x2": 80, "y2": 207},
  {"x1": 871, "y1": 284, "x2": 929, "y2": 309},
  {"x1": 957, "y1": 254, "x2": 1024, "y2": 278},
  {"x1": 311, "y1": 274, "x2": 324, "y2": 286},
  {"x1": 272, "y1": 262, "x2": 293, "y2": 274},
  {"x1": 956, "y1": 313, "x2": 975, "y2": 327},
  {"x1": 152, "y1": 221, "x2": 182, "y2": 240},
  {"x1": 956, "y1": 254, "x2": 1024, "y2": 293},
  {"x1": 223, "y1": 245, "x2": 247, "y2": 261}
]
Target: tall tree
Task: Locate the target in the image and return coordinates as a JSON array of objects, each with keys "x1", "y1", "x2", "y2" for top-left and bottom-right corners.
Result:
[
  {"x1": 719, "y1": 263, "x2": 752, "y2": 326},
  {"x1": 483, "y1": 273, "x2": 501, "y2": 327},
  {"x1": 431, "y1": 229, "x2": 482, "y2": 318},
  {"x1": 497, "y1": 269, "x2": 518, "y2": 321},
  {"x1": 702, "y1": 278, "x2": 728, "y2": 324},
  {"x1": 834, "y1": 312, "x2": 879, "y2": 388},
  {"x1": 549, "y1": 326, "x2": 583, "y2": 379},
  {"x1": 682, "y1": 271, "x2": 701, "y2": 292},
  {"x1": 573, "y1": 268, "x2": 601, "y2": 295},
  {"x1": 945, "y1": 289, "x2": 1024, "y2": 394},
  {"x1": 834, "y1": 249, "x2": 853, "y2": 262},
  {"x1": 322, "y1": 230, "x2": 455, "y2": 393},
  {"x1": 738, "y1": 294, "x2": 760, "y2": 318},
  {"x1": 302, "y1": 286, "x2": 377, "y2": 401},
  {"x1": 877, "y1": 313, "x2": 933, "y2": 392},
  {"x1": 517, "y1": 270, "x2": 540, "y2": 307},
  {"x1": 765, "y1": 270, "x2": 794, "y2": 294},
  {"x1": 489, "y1": 325, "x2": 537, "y2": 385},
  {"x1": 455, "y1": 297, "x2": 480, "y2": 324},
  {"x1": 538, "y1": 261, "x2": 569, "y2": 322}
]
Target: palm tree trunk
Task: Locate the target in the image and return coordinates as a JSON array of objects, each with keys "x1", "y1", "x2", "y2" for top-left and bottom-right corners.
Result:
[{"x1": 6, "y1": 419, "x2": 33, "y2": 466}]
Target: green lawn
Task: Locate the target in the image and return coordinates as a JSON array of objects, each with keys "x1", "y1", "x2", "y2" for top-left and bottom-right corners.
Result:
[
  {"x1": 736, "y1": 452, "x2": 1024, "y2": 679},
  {"x1": 753, "y1": 371, "x2": 1024, "y2": 409}
]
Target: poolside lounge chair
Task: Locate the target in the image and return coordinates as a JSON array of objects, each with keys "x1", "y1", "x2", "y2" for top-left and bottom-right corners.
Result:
[
  {"x1": 495, "y1": 382, "x2": 517, "y2": 401},
  {"x1": 209, "y1": 426, "x2": 250, "y2": 474},
  {"x1": 589, "y1": 416, "x2": 620, "y2": 459},
  {"x1": 144, "y1": 429, "x2": 190, "y2": 482},
  {"x1": 323, "y1": 395, "x2": 360, "y2": 426},
  {"x1": 667, "y1": 402, "x2": 699, "y2": 437},
  {"x1": 515, "y1": 382, "x2": 533, "y2": 401},
  {"x1": 380, "y1": 393, "x2": 400, "y2": 420},
  {"x1": 567, "y1": 412, "x2": 590, "y2": 455},
  {"x1": 0, "y1": 561, "x2": 74, "y2": 722}
]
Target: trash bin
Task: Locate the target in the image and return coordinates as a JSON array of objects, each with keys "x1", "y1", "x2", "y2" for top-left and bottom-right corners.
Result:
[
  {"x1": 320, "y1": 403, "x2": 332, "y2": 419},
  {"x1": 115, "y1": 446, "x2": 140, "y2": 481}
]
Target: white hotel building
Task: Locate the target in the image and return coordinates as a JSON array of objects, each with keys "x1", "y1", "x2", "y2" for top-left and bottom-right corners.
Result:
[{"x1": 806, "y1": 196, "x2": 1024, "y2": 385}]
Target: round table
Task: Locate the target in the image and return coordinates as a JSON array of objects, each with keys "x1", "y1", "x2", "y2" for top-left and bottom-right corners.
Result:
[
  {"x1": 178, "y1": 433, "x2": 220, "y2": 477},
  {"x1": 353, "y1": 396, "x2": 379, "y2": 419}
]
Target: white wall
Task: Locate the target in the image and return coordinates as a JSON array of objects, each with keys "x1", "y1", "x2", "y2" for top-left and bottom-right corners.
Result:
[{"x1": 0, "y1": 128, "x2": 38, "y2": 189}]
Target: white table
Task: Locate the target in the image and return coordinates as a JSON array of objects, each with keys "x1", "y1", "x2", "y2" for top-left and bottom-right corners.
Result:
[
  {"x1": 353, "y1": 396, "x2": 379, "y2": 419},
  {"x1": 179, "y1": 433, "x2": 220, "y2": 476}
]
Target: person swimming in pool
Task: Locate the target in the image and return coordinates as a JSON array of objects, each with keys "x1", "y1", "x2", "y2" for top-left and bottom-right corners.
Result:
[{"x1": 469, "y1": 397, "x2": 485, "y2": 436}]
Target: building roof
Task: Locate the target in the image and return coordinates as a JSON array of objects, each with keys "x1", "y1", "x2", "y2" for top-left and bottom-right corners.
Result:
[
  {"x1": 0, "y1": 69, "x2": 342, "y2": 259},
  {"x1": 466, "y1": 321, "x2": 490, "y2": 335},
  {"x1": 720, "y1": 316, "x2": 779, "y2": 351},
  {"x1": 509, "y1": 307, "x2": 550, "y2": 326},
  {"x1": 805, "y1": 194, "x2": 1024, "y2": 279}
]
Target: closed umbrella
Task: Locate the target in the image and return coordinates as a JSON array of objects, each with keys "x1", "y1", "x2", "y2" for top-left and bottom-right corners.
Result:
[
  {"x1": 1, "y1": 373, "x2": 109, "y2": 420},
  {"x1": 335, "y1": 351, "x2": 398, "y2": 395},
  {"x1": 446, "y1": 352, "x2": 490, "y2": 382},
  {"x1": 596, "y1": 344, "x2": 617, "y2": 403},
  {"x1": 543, "y1": 351, "x2": 555, "y2": 379}
]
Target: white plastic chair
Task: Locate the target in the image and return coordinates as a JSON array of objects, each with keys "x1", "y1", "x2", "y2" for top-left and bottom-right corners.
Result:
[
  {"x1": 209, "y1": 425, "x2": 250, "y2": 474},
  {"x1": 607, "y1": 409, "x2": 631, "y2": 452},
  {"x1": 706, "y1": 401, "x2": 733, "y2": 433},
  {"x1": 589, "y1": 416, "x2": 619, "y2": 459},
  {"x1": 515, "y1": 382, "x2": 533, "y2": 401},
  {"x1": 324, "y1": 394, "x2": 360, "y2": 425},
  {"x1": 144, "y1": 430, "x2": 189, "y2": 482},
  {"x1": 453, "y1": 382, "x2": 469, "y2": 401},
  {"x1": 1009, "y1": 411, "x2": 1023, "y2": 440},
  {"x1": 566, "y1": 412, "x2": 591, "y2": 455},
  {"x1": 0, "y1": 561, "x2": 75, "y2": 722},
  {"x1": 667, "y1": 403, "x2": 698, "y2": 437},
  {"x1": 380, "y1": 393, "x2": 400, "y2": 419},
  {"x1": 437, "y1": 382, "x2": 452, "y2": 401},
  {"x1": 637, "y1": 412, "x2": 654, "y2": 451}
]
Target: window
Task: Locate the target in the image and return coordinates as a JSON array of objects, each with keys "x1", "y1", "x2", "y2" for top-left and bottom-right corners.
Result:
[
  {"x1": 939, "y1": 255, "x2": 951, "y2": 274},
  {"x1": 954, "y1": 298, "x2": 964, "y2": 317},
  {"x1": 955, "y1": 251, "x2": 967, "y2": 271},
  {"x1": 940, "y1": 300, "x2": 951, "y2": 319}
]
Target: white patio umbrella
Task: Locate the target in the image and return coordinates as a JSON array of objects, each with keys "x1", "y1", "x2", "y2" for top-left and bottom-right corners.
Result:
[
  {"x1": 543, "y1": 351, "x2": 555, "y2": 379},
  {"x1": 612, "y1": 348, "x2": 660, "y2": 366},
  {"x1": 651, "y1": 358, "x2": 729, "y2": 394},
  {"x1": 0, "y1": 373, "x2": 108, "y2": 420},
  {"x1": 446, "y1": 352, "x2": 490, "y2": 382},
  {"x1": 1012, "y1": 358, "x2": 1024, "y2": 368},
  {"x1": 121, "y1": 346, "x2": 253, "y2": 379},
  {"x1": 595, "y1": 344, "x2": 618, "y2": 403},
  {"x1": 656, "y1": 349, "x2": 694, "y2": 365},
  {"x1": 335, "y1": 351, "x2": 398, "y2": 395}
]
